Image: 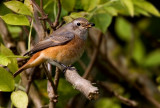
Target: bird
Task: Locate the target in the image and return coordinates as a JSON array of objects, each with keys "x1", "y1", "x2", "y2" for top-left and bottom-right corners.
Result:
[{"x1": 13, "y1": 17, "x2": 95, "y2": 77}]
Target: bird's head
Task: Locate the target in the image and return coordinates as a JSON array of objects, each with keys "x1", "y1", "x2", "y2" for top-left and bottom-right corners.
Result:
[
  {"x1": 70, "y1": 17, "x2": 95, "y2": 40},
  {"x1": 72, "y1": 17, "x2": 95, "y2": 30}
]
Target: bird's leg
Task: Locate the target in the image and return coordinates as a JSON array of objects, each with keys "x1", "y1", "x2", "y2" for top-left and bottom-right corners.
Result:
[
  {"x1": 60, "y1": 64, "x2": 77, "y2": 73},
  {"x1": 49, "y1": 60, "x2": 76, "y2": 73},
  {"x1": 48, "y1": 60, "x2": 76, "y2": 73}
]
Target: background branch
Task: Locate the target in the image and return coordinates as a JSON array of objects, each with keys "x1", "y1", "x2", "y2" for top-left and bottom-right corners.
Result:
[
  {"x1": 52, "y1": 0, "x2": 61, "y2": 30},
  {"x1": 83, "y1": 33, "x2": 103, "y2": 79}
]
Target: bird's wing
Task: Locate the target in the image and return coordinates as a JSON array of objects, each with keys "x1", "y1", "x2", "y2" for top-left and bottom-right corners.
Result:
[{"x1": 24, "y1": 32, "x2": 75, "y2": 56}]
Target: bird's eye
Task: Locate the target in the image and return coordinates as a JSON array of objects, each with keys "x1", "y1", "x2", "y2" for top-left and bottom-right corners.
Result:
[{"x1": 77, "y1": 23, "x2": 81, "y2": 26}]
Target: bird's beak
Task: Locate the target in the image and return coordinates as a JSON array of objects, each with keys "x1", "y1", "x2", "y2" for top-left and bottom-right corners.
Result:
[{"x1": 86, "y1": 23, "x2": 95, "y2": 28}]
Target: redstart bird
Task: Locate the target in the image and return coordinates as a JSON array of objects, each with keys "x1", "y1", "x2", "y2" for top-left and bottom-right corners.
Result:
[{"x1": 14, "y1": 17, "x2": 95, "y2": 77}]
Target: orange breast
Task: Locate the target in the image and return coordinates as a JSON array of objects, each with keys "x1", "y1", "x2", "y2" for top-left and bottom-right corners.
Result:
[{"x1": 41, "y1": 36, "x2": 85, "y2": 65}]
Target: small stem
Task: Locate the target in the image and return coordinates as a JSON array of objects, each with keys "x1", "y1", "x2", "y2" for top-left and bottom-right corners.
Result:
[
  {"x1": 54, "y1": 67, "x2": 60, "y2": 91},
  {"x1": 26, "y1": 68, "x2": 35, "y2": 94},
  {"x1": 52, "y1": 0, "x2": 61, "y2": 30},
  {"x1": 28, "y1": 19, "x2": 33, "y2": 51}
]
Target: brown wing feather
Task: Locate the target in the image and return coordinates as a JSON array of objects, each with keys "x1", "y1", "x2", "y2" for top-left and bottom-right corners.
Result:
[{"x1": 24, "y1": 32, "x2": 75, "y2": 56}]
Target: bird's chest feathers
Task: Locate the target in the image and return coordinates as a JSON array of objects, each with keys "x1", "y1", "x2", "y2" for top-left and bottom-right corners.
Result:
[{"x1": 56, "y1": 36, "x2": 85, "y2": 64}]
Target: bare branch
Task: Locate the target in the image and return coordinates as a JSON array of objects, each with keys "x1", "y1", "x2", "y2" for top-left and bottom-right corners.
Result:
[
  {"x1": 42, "y1": 63, "x2": 58, "y2": 108},
  {"x1": 65, "y1": 69, "x2": 99, "y2": 100}
]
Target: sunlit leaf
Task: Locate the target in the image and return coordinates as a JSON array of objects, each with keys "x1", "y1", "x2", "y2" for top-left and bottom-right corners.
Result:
[
  {"x1": 24, "y1": 0, "x2": 33, "y2": 13},
  {"x1": 70, "y1": 12, "x2": 88, "y2": 18},
  {"x1": 81, "y1": 0, "x2": 100, "y2": 11},
  {"x1": 133, "y1": 0, "x2": 160, "y2": 17},
  {"x1": 121, "y1": 0, "x2": 134, "y2": 16},
  {"x1": 63, "y1": 12, "x2": 88, "y2": 23},
  {"x1": 90, "y1": 13, "x2": 112, "y2": 33},
  {"x1": 0, "y1": 44, "x2": 18, "y2": 73},
  {"x1": 0, "y1": 67, "x2": 15, "y2": 92},
  {"x1": 63, "y1": 16, "x2": 73, "y2": 23},
  {"x1": 115, "y1": 17, "x2": 132, "y2": 41},
  {"x1": 144, "y1": 50, "x2": 160, "y2": 67},
  {"x1": 1, "y1": 13, "x2": 30, "y2": 26},
  {"x1": 11, "y1": 91, "x2": 28, "y2": 108},
  {"x1": 4, "y1": 1, "x2": 32, "y2": 16},
  {"x1": 0, "y1": 54, "x2": 11, "y2": 66},
  {"x1": 103, "y1": 6, "x2": 118, "y2": 16},
  {"x1": 61, "y1": 0, "x2": 75, "y2": 11}
]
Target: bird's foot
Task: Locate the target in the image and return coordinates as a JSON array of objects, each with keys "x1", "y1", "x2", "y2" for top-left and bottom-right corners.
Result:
[{"x1": 61, "y1": 64, "x2": 76, "y2": 73}]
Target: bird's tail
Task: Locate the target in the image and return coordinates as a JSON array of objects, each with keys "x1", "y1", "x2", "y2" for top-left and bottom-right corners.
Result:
[
  {"x1": 13, "y1": 52, "x2": 44, "y2": 78},
  {"x1": 13, "y1": 66, "x2": 25, "y2": 78}
]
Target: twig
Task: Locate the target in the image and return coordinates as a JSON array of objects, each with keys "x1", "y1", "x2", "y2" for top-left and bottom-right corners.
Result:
[
  {"x1": 21, "y1": 72, "x2": 43, "y2": 108},
  {"x1": 52, "y1": 0, "x2": 61, "y2": 30},
  {"x1": 78, "y1": 59, "x2": 87, "y2": 70},
  {"x1": 26, "y1": 68, "x2": 36, "y2": 94},
  {"x1": 99, "y1": 82, "x2": 138, "y2": 107},
  {"x1": 54, "y1": 67, "x2": 60, "y2": 90},
  {"x1": 42, "y1": 63, "x2": 58, "y2": 108},
  {"x1": 31, "y1": 0, "x2": 52, "y2": 27},
  {"x1": 0, "y1": 18, "x2": 15, "y2": 49},
  {"x1": 40, "y1": 0, "x2": 47, "y2": 37},
  {"x1": 83, "y1": 33, "x2": 103, "y2": 79}
]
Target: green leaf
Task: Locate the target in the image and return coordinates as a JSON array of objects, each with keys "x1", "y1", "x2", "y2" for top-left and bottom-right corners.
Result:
[
  {"x1": 103, "y1": 6, "x2": 118, "y2": 16},
  {"x1": 144, "y1": 50, "x2": 160, "y2": 67},
  {"x1": 115, "y1": 17, "x2": 132, "y2": 41},
  {"x1": 121, "y1": 0, "x2": 134, "y2": 16},
  {"x1": 57, "y1": 79, "x2": 78, "y2": 108},
  {"x1": 134, "y1": 6, "x2": 150, "y2": 16},
  {"x1": 1, "y1": 13, "x2": 30, "y2": 26},
  {"x1": 133, "y1": 0, "x2": 160, "y2": 17},
  {"x1": 11, "y1": 90, "x2": 28, "y2": 108},
  {"x1": 132, "y1": 40, "x2": 145, "y2": 65},
  {"x1": 61, "y1": 0, "x2": 75, "y2": 11},
  {"x1": 0, "y1": 3, "x2": 12, "y2": 16},
  {"x1": 0, "y1": 44, "x2": 18, "y2": 73},
  {"x1": 0, "y1": 67, "x2": 15, "y2": 92},
  {"x1": 7, "y1": 25, "x2": 22, "y2": 38},
  {"x1": 4, "y1": 1, "x2": 32, "y2": 16},
  {"x1": 0, "y1": 54, "x2": 11, "y2": 66},
  {"x1": 90, "y1": 13, "x2": 112, "y2": 33},
  {"x1": 63, "y1": 12, "x2": 88, "y2": 23},
  {"x1": 81, "y1": 0, "x2": 100, "y2": 11},
  {"x1": 24, "y1": 0, "x2": 33, "y2": 13},
  {"x1": 63, "y1": 16, "x2": 73, "y2": 23}
]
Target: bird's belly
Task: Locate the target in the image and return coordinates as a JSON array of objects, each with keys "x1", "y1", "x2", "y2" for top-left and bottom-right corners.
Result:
[
  {"x1": 56, "y1": 45, "x2": 84, "y2": 65},
  {"x1": 43, "y1": 37, "x2": 85, "y2": 65}
]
